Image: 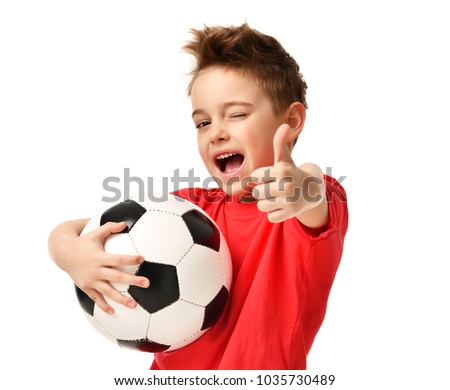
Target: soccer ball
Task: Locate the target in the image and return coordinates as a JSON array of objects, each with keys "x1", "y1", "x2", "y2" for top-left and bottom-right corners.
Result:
[{"x1": 75, "y1": 194, "x2": 232, "y2": 352}]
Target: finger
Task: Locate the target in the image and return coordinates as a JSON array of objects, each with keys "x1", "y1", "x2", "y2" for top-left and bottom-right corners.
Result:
[
  {"x1": 253, "y1": 178, "x2": 294, "y2": 200},
  {"x1": 99, "y1": 267, "x2": 150, "y2": 289},
  {"x1": 273, "y1": 123, "x2": 294, "y2": 164},
  {"x1": 256, "y1": 200, "x2": 290, "y2": 223},
  {"x1": 86, "y1": 288, "x2": 115, "y2": 315},
  {"x1": 96, "y1": 281, "x2": 138, "y2": 309},
  {"x1": 250, "y1": 167, "x2": 276, "y2": 184},
  {"x1": 252, "y1": 182, "x2": 276, "y2": 201},
  {"x1": 96, "y1": 221, "x2": 128, "y2": 241},
  {"x1": 267, "y1": 208, "x2": 291, "y2": 223},
  {"x1": 106, "y1": 253, "x2": 144, "y2": 267},
  {"x1": 256, "y1": 198, "x2": 280, "y2": 213}
]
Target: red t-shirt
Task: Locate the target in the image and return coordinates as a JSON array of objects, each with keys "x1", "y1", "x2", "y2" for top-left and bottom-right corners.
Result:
[{"x1": 151, "y1": 175, "x2": 348, "y2": 370}]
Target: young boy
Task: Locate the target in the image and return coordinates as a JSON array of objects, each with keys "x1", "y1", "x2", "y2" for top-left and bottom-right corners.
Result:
[{"x1": 48, "y1": 23, "x2": 348, "y2": 370}]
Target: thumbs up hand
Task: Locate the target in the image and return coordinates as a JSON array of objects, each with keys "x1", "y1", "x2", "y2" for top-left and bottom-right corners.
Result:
[{"x1": 250, "y1": 123, "x2": 326, "y2": 224}]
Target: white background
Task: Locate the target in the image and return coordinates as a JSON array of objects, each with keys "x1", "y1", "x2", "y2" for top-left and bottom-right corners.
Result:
[{"x1": 1, "y1": 1, "x2": 449, "y2": 389}]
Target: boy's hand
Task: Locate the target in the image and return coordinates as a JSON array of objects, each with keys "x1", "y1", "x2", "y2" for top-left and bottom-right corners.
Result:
[
  {"x1": 61, "y1": 221, "x2": 149, "y2": 315},
  {"x1": 250, "y1": 123, "x2": 328, "y2": 225}
]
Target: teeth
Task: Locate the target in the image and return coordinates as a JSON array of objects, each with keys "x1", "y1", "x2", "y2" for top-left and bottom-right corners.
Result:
[{"x1": 216, "y1": 152, "x2": 237, "y2": 160}]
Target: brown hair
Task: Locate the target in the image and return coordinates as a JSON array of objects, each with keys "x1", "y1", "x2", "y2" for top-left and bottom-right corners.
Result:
[{"x1": 183, "y1": 23, "x2": 308, "y2": 114}]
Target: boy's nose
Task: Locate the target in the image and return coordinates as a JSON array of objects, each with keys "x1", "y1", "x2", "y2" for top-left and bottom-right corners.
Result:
[{"x1": 209, "y1": 123, "x2": 229, "y2": 143}]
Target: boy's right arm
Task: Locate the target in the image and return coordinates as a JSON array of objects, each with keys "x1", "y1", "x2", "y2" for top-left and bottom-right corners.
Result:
[{"x1": 48, "y1": 219, "x2": 149, "y2": 315}]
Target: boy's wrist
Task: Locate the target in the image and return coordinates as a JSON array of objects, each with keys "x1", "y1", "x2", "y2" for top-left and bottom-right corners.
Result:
[
  {"x1": 295, "y1": 164, "x2": 328, "y2": 228},
  {"x1": 48, "y1": 219, "x2": 87, "y2": 271}
]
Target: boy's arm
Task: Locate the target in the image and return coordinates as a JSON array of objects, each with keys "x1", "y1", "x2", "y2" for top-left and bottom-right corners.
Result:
[
  {"x1": 48, "y1": 219, "x2": 149, "y2": 315},
  {"x1": 294, "y1": 162, "x2": 329, "y2": 229}
]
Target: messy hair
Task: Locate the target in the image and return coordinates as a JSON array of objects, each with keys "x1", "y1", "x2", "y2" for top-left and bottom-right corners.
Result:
[{"x1": 183, "y1": 23, "x2": 308, "y2": 114}]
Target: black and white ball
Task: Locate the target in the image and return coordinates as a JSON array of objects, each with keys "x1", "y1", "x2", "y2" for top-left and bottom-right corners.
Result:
[{"x1": 75, "y1": 194, "x2": 232, "y2": 352}]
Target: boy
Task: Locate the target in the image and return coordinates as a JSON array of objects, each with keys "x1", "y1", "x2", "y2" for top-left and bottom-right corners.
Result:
[{"x1": 48, "y1": 23, "x2": 348, "y2": 370}]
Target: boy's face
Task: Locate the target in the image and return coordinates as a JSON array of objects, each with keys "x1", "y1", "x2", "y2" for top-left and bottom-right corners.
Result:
[{"x1": 191, "y1": 67, "x2": 287, "y2": 198}]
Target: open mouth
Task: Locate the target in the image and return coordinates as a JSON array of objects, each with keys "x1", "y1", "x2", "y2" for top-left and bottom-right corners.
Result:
[{"x1": 215, "y1": 152, "x2": 244, "y2": 174}]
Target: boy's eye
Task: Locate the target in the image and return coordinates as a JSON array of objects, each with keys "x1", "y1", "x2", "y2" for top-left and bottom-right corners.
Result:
[
  {"x1": 196, "y1": 120, "x2": 211, "y2": 129},
  {"x1": 230, "y1": 112, "x2": 247, "y2": 119}
]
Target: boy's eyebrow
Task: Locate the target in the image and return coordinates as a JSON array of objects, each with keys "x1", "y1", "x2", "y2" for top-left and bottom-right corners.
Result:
[
  {"x1": 191, "y1": 108, "x2": 206, "y2": 118},
  {"x1": 223, "y1": 101, "x2": 254, "y2": 110},
  {"x1": 192, "y1": 101, "x2": 254, "y2": 118}
]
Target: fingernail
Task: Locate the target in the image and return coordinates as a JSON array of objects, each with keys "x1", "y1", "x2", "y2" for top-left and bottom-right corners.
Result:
[
  {"x1": 127, "y1": 300, "x2": 137, "y2": 308},
  {"x1": 140, "y1": 279, "x2": 150, "y2": 288},
  {"x1": 107, "y1": 308, "x2": 114, "y2": 315}
]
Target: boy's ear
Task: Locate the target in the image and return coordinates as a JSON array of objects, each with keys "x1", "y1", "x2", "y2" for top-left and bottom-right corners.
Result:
[{"x1": 285, "y1": 102, "x2": 306, "y2": 142}]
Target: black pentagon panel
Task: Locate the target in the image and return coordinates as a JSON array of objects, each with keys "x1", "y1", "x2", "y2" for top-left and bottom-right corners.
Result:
[
  {"x1": 128, "y1": 261, "x2": 179, "y2": 314},
  {"x1": 201, "y1": 286, "x2": 229, "y2": 330},
  {"x1": 118, "y1": 339, "x2": 170, "y2": 353},
  {"x1": 100, "y1": 199, "x2": 146, "y2": 233},
  {"x1": 181, "y1": 209, "x2": 220, "y2": 252},
  {"x1": 75, "y1": 285, "x2": 95, "y2": 316}
]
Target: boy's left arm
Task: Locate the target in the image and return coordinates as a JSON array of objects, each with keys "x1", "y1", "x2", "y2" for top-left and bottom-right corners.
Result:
[{"x1": 251, "y1": 124, "x2": 329, "y2": 228}]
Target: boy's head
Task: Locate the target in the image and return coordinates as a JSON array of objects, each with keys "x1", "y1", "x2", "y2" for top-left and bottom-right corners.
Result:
[
  {"x1": 183, "y1": 23, "x2": 308, "y2": 115},
  {"x1": 184, "y1": 23, "x2": 308, "y2": 197}
]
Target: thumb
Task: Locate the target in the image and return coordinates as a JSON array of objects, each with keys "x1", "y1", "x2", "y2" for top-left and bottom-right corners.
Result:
[{"x1": 273, "y1": 123, "x2": 294, "y2": 164}]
